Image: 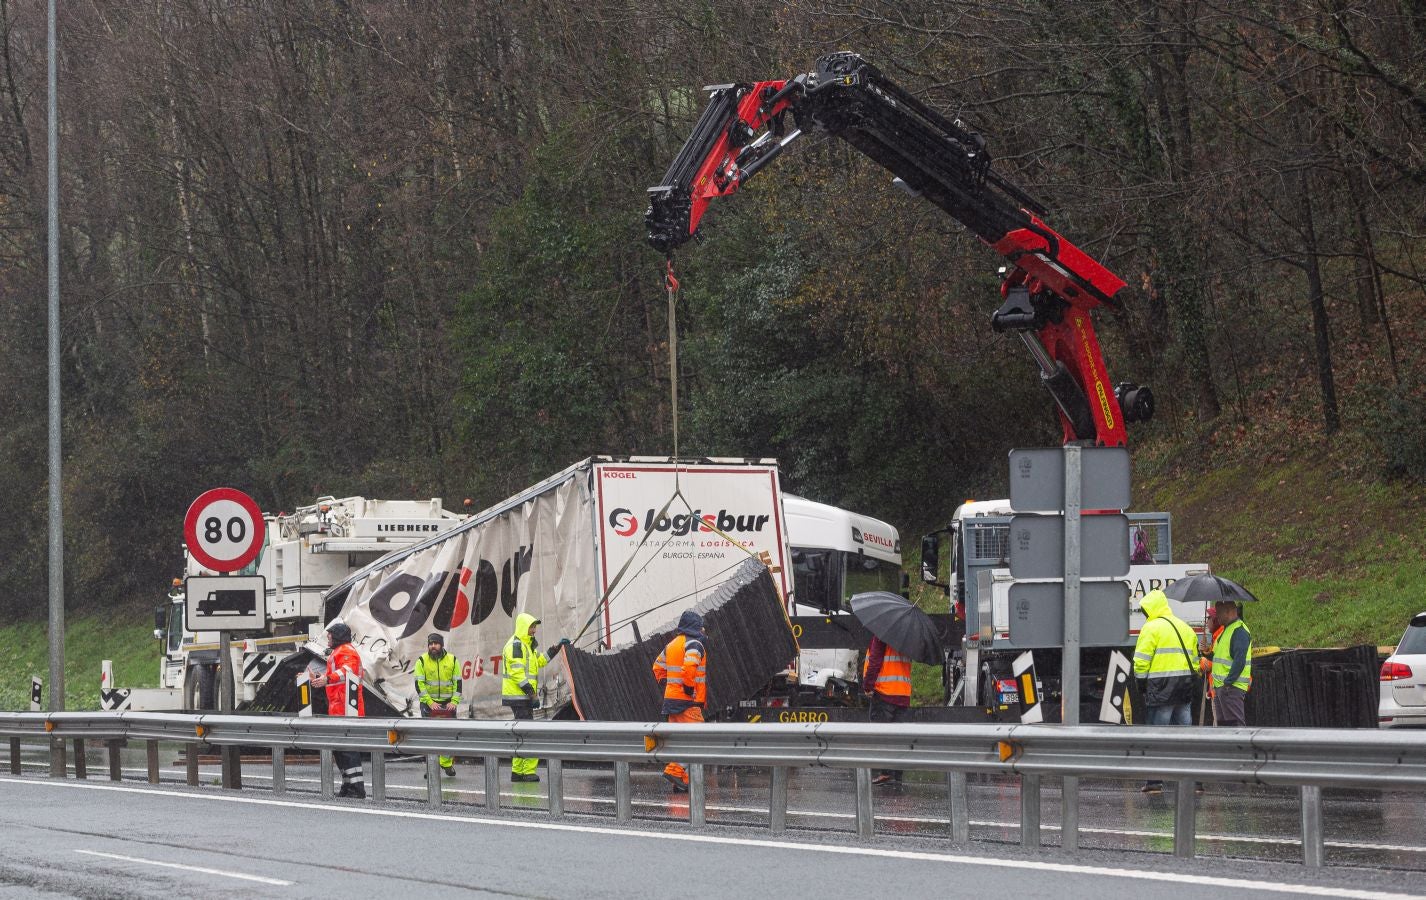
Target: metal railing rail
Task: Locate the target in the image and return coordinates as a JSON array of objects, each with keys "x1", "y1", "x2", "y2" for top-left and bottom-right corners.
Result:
[{"x1": 3, "y1": 711, "x2": 1423, "y2": 869}]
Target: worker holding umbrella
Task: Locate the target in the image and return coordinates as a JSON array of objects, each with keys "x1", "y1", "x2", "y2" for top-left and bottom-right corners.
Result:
[
  {"x1": 1163, "y1": 573, "x2": 1258, "y2": 726},
  {"x1": 851, "y1": 591, "x2": 944, "y2": 786}
]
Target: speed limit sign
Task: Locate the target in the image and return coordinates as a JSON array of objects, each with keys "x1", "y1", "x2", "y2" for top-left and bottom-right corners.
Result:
[{"x1": 184, "y1": 488, "x2": 266, "y2": 573}]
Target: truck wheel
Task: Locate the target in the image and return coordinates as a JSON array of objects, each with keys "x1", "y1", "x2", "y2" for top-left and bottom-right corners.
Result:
[
  {"x1": 184, "y1": 665, "x2": 217, "y2": 710},
  {"x1": 977, "y1": 663, "x2": 996, "y2": 708}
]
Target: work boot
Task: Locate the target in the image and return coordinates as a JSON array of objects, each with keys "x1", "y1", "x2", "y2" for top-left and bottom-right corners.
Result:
[
  {"x1": 336, "y1": 783, "x2": 354, "y2": 798},
  {"x1": 350, "y1": 783, "x2": 366, "y2": 800},
  {"x1": 442, "y1": 764, "x2": 456, "y2": 777}
]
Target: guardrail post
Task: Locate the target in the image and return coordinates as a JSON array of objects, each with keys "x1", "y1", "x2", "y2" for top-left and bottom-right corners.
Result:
[
  {"x1": 855, "y1": 768, "x2": 874, "y2": 839},
  {"x1": 49, "y1": 737, "x2": 66, "y2": 778},
  {"x1": 272, "y1": 748, "x2": 286, "y2": 795},
  {"x1": 769, "y1": 766, "x2": 788, "y2": 833},
  {"x1": 1061, "y1": 775, "x2": 1079, "y2": 852},
  {"x1": 320, "y1": 749, "x2": 334, "y2": 800},
  {"x1": 146, "y1": 740, "x2": 159, "y2": 784},
  {"x1": 548, "y1": 758, "x2": 564, "y2": 818},
  {"x1": 9, "y1": 738, "x2": 20, "y2": 775},
  {"x1": 484, "y1": 755, "x2": 500, "y2": 811},
  {"x1": 107, "y1": 740, "x2": 122, "y2": 782},
  {"x1": 1021, "y1": 774, "x2": 1041, "y2": 849},
  {"x1": 222, "y1": 745, "x2": 241, "y2": 791},
  {"x1": 371, "y1": 751, "x2": 385, "y2": 802},
  {"x1": 1300, "y1": 785, "x2": 1324, "y2": 868},
  {"x1": 615, "y1": 762, "x2": 632, "y2": 822},
  {"x1": 689, "y1": 763, "x2": 706, "y2": 827},
  {"x1": 426, "y1": 756, "x2": 442, "y2": 808},
  {"x1": 1174, "y1": 780, "x2": 1197, "y2": 858},
  {"x1": 73, "y1": 739, "x2": 86, "y2": 780},
  {"x1": 186, "y1": 744, "x2": 199, "y2": 787},
  {"x1": 947, "y1": 771, "x2": 969, "y2": 845}
]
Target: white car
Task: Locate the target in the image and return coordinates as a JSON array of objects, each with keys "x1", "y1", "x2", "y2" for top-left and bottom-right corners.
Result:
[{"x1": 1379, "y1": 611, "x2": 1426, "y2": 728}]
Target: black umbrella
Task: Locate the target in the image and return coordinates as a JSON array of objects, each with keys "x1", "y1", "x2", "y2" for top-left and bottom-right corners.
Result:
[
  {"x1": 849, "y1": 591, "x2": 944, "y2": 665},
  {"x1": 1162, "y1": 573, "x2": 1260, "y2": 604}
]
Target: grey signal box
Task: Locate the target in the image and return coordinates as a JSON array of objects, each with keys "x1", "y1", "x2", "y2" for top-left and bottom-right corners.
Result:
[
  {"x1": 1009, "y1": 447, "x2": 1131, "y2": 512},
  {"x1": 1006, "y1": 581, "x2": 1131, "y2": 647},
  {"x1": 1007, "y1": 513, "x2": 1130, "y2": 579}
]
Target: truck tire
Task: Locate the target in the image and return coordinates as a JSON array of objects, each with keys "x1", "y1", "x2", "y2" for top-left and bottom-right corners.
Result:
[
  {"x1": 184, "y1": 665, "x2": 217, "y2": 710},
  {"x1": 977, "y1": 663, "x2": 996, "y2": 708}
]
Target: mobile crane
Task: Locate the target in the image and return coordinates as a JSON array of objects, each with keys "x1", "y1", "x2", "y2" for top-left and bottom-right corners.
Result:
[{"x1": 646, "y1": 51, "x2": 1154, "y2": 445}]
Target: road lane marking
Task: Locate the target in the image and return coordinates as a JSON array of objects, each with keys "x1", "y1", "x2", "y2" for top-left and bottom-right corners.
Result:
[
  {"x1": 3, "y1": 778, "x2": 1420, "y2": 899},
  {"x1": 74, "y1": 849, "x2": 293, "y2": 885},
  {"x1": 27, "y1": 762, "x2": 1426, "y2": 855}
]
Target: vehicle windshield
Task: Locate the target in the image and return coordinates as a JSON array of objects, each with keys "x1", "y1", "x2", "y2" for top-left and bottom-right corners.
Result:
[
  {"x1": 167, "y1": 601, "x2": 184, "y2": 653},
  {"x1": 1398, "y1": 619, "x2": 1426, "y2": 655},
  {"x1": 792, "y1": 548, "x2": 902, "y2": 613}
]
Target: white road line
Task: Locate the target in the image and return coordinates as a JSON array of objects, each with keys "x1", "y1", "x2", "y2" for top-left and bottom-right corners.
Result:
[
  {"x1": 27, "y1": 762, "x2": 1426, "y2": 855},
  {"x1": 3, "y1": 778, "x2": 1420, "y2": 900},
  {"x1": 73, "y1": 849, "x2": 293, "y2": 886}
]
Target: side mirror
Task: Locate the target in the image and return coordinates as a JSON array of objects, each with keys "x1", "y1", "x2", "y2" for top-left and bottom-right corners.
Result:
[
  {"x1": 154, "y1": 606, "x2": 167, "y2": 630},
  {"x1": 152, "y1": 628, "x2": 163, "y2": 641},
  {"x1": 920, "y1": 534, "x2": 940, "y2": 584}
]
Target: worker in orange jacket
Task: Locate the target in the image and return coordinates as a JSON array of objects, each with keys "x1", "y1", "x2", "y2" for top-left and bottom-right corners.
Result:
[
  {"x1": 863, "y1": 635, "x2": 912, "y2": 785},
  {"x1": 310, "y1": 621, "x2": 366, "y2": 798},
  {"x1": 652, "y1": 610, "x2": 707, "y2": 792}
]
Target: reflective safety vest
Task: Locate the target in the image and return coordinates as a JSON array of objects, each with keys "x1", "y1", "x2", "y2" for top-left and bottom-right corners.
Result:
[
  {"x1": 415, "y1": 651, "x2": 461, "y2": 705},
  {"x1": 1211, "y1": 619, "x2": 1252, "y2": 691},
  {"x1": 863, "y1": 647, "x2": 913, "y2": 699},
  {"x1": 325, "y1": 643, "x2": 364, "y2": 717},
  {"x1": 1133, "y1": 617, "x2": 1197, "y2": 679},
  {"x1": 501, "y1": 634, "x2": 547, "y2": 699},
  {"x1": 653, "y1": 634, "x2": 707, "y2": 705}
]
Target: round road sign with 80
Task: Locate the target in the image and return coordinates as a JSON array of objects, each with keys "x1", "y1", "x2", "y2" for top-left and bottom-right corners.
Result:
[{"x1": 184, "y1": 487, "x2": 266, "y2": 573}]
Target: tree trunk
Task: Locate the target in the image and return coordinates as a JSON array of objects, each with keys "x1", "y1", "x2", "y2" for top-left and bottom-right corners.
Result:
[{"x1": 1298, "y1": 170, "x2": 1340, "y2": 436}]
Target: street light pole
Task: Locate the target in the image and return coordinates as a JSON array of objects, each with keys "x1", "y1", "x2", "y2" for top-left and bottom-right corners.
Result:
[{"x1": 46, "y1": 0, "x2": 66, "y2": 778}]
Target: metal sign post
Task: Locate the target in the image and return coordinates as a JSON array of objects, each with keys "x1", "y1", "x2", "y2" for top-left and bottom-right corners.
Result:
[
  {"x1": 183, "y1": 488, "x2": 266, "y2": 793},
  {"x1": 1063, "y1": 445, "x2": 1082, "y2": 726},
  {"x1": 220, "y1": 629, "x2": 241, "y2": 790}
]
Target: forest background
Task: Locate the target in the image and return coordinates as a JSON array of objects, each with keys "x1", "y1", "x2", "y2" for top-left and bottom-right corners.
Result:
[{"x1": 1, "y1": 1, "x2": 1423, "y2": 663}]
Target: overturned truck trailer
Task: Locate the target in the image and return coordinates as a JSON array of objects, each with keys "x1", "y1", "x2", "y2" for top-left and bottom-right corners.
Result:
[{"x1": 251, "y1": 457, "x2": 798, "y2": 718}]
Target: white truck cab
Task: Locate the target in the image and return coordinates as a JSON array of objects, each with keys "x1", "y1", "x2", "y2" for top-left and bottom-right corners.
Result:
[
  {"x1": 924, "y1": 498, "x2": 1209, "y2": 709},
  {"x1": 783, "y1": 494, "x2": 903, "y2": 691}
]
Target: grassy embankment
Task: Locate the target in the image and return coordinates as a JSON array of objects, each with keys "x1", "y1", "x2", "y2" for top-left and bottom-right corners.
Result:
[{"x1": 0, "y1": 615, "x2": 160, "y2": 711}]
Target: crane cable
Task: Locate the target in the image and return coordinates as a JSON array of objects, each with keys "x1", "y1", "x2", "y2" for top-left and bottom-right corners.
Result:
[
  {"x1": 666, "y1": 256, "x2": 681, "y2": 463},
  {"x1": 571, "y1": 257, "x2": 692, "y2": 648}
]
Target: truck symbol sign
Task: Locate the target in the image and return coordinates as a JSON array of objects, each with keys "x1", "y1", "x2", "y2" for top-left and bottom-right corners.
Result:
[{"x1": 198, "y1": 589, "x2": 257, "y2": 617}]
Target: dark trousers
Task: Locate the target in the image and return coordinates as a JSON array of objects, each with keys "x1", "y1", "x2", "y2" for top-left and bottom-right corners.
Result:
[
  {"x1": 868, "y1": 694, "x2": 908, "y2": 780},
  {"x1": 334, "y1": 750, "x2": 365, "y2": 786},
  {"x1": 1213, "y1": 685, "x2": 1248, "y2": 726}
]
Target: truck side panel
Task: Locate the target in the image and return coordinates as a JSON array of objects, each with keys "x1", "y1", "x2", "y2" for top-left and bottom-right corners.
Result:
[{"x1": 592, "y1": 462, "x2": 793, "y2": 647}]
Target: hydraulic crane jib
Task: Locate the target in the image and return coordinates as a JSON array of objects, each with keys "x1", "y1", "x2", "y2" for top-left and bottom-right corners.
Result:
[{"x1": 646, "y1": 51, "x2": 1154, "y2": 448}]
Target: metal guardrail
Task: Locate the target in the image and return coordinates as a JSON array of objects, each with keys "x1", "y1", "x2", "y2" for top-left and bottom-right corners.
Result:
[{"x1": 3, "y1": 711, "x2": 1423, "y2": 868}]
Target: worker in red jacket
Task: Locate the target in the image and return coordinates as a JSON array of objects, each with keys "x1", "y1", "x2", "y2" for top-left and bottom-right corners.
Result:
[{"x1": 310, "y1": 621, "x2": 366, "y2": 798}]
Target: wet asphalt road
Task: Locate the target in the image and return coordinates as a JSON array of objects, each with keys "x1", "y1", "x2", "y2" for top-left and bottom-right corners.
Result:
[
  {"x1": 5, "y1": 742, "x2": 1425, "y2": 879},
  {"x1": 2, "y1": 770, "x2": 1425, "y2": 900}
]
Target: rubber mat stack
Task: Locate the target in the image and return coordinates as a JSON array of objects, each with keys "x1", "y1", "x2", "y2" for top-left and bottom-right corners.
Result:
[{"x1": 1243, "y1": 645, "x2": 1379, "y2": 728}]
